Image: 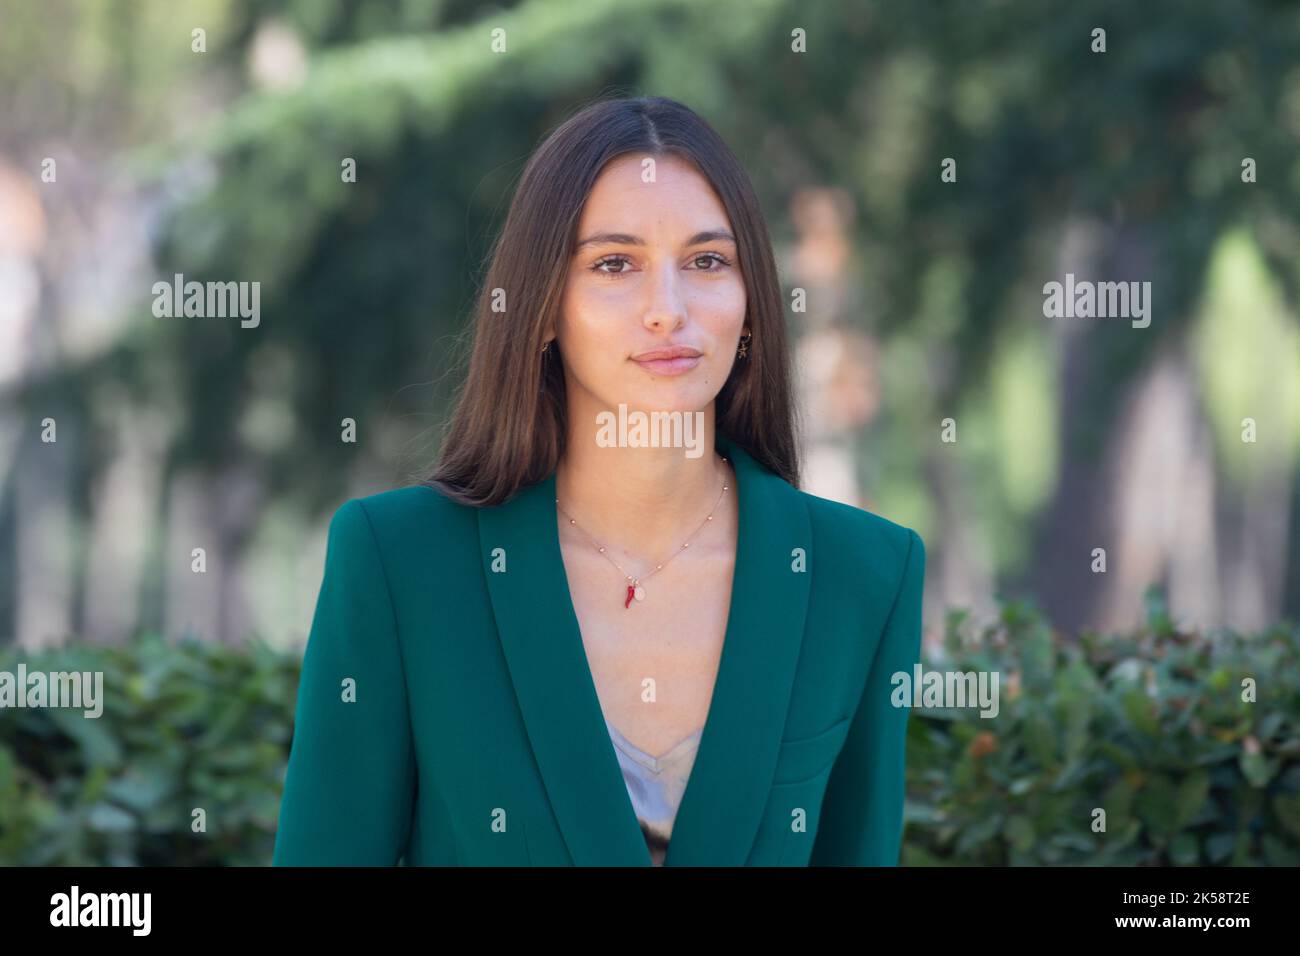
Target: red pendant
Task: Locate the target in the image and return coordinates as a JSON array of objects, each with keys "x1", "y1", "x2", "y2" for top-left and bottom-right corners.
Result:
[{"x1": 625, "y1": 584, "x2": 636, "y2": 609}]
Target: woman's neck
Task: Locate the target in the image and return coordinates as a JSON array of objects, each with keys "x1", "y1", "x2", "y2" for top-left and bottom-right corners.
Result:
[{"x1": 554, "y1": 422, "x2": 730, "y2": 563}]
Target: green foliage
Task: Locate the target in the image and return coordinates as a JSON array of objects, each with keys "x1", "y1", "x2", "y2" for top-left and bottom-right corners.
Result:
[
  {"x1": 0, "y1": 635, "x2": 295, "y2": 866},
  {"x1": 7, "y1": 0, "x2": 1300, "y2": 639},
  {"x1": 2, "y1": 592, "x2": 1297, "y2": 865},
  {"x1": 903, "y1": 592, "x2": 1300, "y2": 865}
]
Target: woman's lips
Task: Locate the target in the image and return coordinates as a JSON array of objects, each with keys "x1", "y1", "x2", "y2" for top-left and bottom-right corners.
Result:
[{"x1": 632, "y1": 355, "x2": 702, "y2": 375}]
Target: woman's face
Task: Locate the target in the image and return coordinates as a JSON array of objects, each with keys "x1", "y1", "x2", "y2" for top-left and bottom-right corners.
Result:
[{"x1": 556, "y1": 153, "x2": 748, "y2": 424}]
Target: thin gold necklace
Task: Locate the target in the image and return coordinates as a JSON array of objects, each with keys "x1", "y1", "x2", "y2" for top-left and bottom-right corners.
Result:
[{"x1": 556, "y1": 454, "x2": 730, "y2": 609}]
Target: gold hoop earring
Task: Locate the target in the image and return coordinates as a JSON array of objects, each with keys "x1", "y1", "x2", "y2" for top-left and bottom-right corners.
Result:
[
  {"x1": 541, "y1": 341, "x2": 551, "y2": 354},
  {"x1": 737, "y1": 331, "x2": 752, "y2": 359}
]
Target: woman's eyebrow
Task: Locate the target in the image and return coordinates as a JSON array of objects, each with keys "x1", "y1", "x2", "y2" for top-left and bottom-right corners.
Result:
[{"x1": 574, "y1": 229, "x2": 737, "y2": 250}]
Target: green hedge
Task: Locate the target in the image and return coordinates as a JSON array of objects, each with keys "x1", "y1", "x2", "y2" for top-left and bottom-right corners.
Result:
[
  {"x1": 0, "y1": 635, "x2": 293, "y2": 865},
  {"x1": 1, "y1": 592, "x2": 1297, "y2": 865},
  {"x1": 903, "y1": 592, "x2": 1300, "y2": 865}
]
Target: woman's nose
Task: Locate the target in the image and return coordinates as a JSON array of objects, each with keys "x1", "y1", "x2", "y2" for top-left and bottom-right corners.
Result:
[{"x1": 642, "y1": 259, "x2": 687, "y2": 331}]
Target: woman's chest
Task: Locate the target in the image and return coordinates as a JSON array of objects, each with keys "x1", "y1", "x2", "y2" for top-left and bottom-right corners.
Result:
[{"x1": 561, "y1": 544, "x2": 736, "y2": 758}]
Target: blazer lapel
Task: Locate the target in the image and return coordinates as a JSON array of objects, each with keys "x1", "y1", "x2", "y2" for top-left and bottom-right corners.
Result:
[
  {"x1": 478, "y1": 471, "x2": 652, "y2": 866},
  {"x1": 664, "y1": 432, "x2": 812, "y2": 865},
  {"x1": 477, "y1": 431, "x2": 812, "y2": 867}
]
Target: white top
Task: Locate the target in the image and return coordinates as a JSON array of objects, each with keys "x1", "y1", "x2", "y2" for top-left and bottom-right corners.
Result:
[{"x1": 604, "y1": 717, "x2": 703, "y2": 866}]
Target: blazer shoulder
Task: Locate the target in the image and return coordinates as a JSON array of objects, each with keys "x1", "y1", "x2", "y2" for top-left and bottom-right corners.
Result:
[
  {"x1": 329, "y1": 483, "x2": 480, "y2": 552},
  {"x1": 797, "y1": 488, "x2": 924, "y2": 583}
]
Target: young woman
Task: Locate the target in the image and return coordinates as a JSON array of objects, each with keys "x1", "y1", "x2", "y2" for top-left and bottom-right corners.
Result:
[{"x1": 272, "y1": 95, "x2": 926, "y2": 867}]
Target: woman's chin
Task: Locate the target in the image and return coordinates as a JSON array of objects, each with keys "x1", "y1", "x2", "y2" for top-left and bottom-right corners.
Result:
[
  {"x1": 601, "y1": 389, "x2": 711, "y2": 417},
  {"x1": 614, "y1": 377, "x2": 719, "y2": 413}
]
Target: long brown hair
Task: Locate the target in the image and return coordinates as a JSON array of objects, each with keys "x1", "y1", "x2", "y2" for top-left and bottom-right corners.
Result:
[{"x1": 426, "y1": 95, "x2": 800, "y2": 507}]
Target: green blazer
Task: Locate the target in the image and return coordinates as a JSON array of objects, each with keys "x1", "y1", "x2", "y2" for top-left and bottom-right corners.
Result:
[{"x1": 272, "y1": 430, "x2": 925, "y2": 866}]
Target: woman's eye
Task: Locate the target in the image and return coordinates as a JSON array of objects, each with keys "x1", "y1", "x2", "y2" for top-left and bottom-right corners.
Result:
[
  {"x1": 592, "y1": 255, "x2": 631, "y2": 275},
  {"x1": 692, "y1": 252, "x2": 732, "y2": 271}
]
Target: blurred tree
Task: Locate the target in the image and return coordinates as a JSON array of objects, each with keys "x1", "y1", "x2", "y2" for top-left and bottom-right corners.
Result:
[{"x1": 2, "y1": 0, "x2": 1298, "y2": 644}]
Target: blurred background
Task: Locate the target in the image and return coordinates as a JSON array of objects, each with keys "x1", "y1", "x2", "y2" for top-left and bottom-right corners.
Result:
[{"x1": 0, "y1": 0, "x2": 1298, "y2": 865}]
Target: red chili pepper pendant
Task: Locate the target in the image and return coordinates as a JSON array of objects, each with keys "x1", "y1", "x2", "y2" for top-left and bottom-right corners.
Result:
[{"x1": 625, "y1": 584, "x2": 636, "y2": 609}]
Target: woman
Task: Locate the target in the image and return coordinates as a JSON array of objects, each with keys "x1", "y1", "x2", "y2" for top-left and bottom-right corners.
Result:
[{"x1": 272, "y1": 95, "x2": 925, "y2": 867}]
